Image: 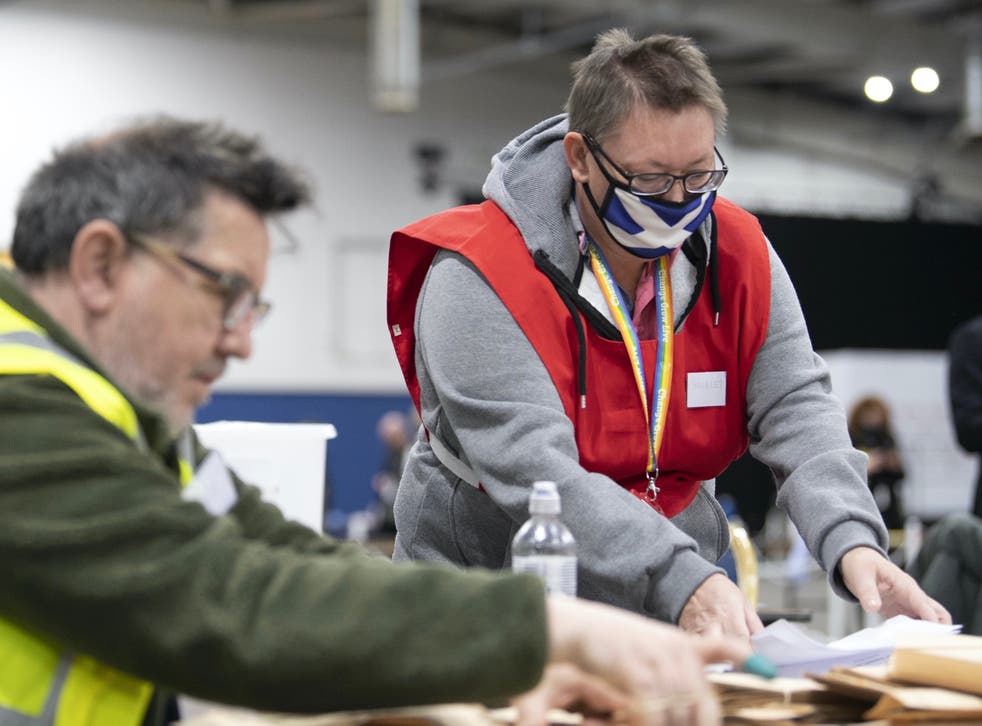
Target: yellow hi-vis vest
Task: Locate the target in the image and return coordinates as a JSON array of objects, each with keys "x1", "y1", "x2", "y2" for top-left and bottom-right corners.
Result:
[{"x1": 0, "y1": 296, "x2": 195, "y2": 726}]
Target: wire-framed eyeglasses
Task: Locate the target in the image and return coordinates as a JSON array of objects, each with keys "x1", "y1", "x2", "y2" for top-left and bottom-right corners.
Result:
[
  {"x1": 581, "y1": 132, "x2": 728, "y2": 197},
  {"x1": 127, "y1": 234, "x2": 270, "y2": 330}
]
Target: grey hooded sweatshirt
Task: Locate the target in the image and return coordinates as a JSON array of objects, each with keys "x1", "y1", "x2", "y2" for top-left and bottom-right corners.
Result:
[{"x1": 392, "y1": 114, "x2": 887, "y2": 622}]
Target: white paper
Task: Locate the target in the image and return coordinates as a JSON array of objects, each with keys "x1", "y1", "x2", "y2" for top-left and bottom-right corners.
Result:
[{"x1": 751, "y1": 615, "x2": 961, "y2": 677}]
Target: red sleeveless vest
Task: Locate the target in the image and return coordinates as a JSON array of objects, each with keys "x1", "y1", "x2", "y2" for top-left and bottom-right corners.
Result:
[{"x1": 388, "y1": 198, "x2": 770, "y2": 517}]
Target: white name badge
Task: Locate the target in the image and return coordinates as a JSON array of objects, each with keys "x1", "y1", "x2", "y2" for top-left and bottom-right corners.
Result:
[
  {"x1": 687, "y1": 371, "x2": 726, "y2": 408},
  {"x1": 182, "y1": 450, "x2": 238, "y2": 516}
]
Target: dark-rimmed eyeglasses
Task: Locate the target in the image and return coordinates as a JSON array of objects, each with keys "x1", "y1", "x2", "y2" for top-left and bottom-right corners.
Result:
[
  {"x1": 581, "y1": 132, "x2": 728, "y2": 197},
  {"x1": 127, "y1": 234, "x2": 270, "y2": 330}
]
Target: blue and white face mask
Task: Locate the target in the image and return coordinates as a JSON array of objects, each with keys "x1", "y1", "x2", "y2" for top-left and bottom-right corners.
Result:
[
  {"x1": 583, "y1": 182, "x2": 716, "y2": 259},
  {"x1": 578, "y1": 133, "x2": 724, "y2": 258}
]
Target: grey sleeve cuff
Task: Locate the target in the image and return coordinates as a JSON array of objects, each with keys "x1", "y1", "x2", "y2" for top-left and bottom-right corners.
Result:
[
  {"x1": 644, "y1": 548, "x2": 724, "y2": 623},
  {"x1": 820, "y1": 520, "x2": 888, "y2": 600}
]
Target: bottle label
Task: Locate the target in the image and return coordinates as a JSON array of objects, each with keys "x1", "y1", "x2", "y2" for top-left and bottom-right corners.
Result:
[{"x1": 512, "y1": 555, "x2": 577, "y2": 597}]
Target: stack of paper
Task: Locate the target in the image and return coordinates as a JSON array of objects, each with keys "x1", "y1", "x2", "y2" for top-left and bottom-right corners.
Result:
[
  {"x1": 815, "y1": 663, "x2": 982, "y2": 721},
  {"x1": 889, "y1": 633, "x2": 982, "y2": 695},
  {"x1": 714, "y1": 631, "x2": 982, "y2": 722},
  {"x1": 751, "y1": 615, "x2": 961, "y2": 677},
  {"x1": 708, "y1": 672, "x2": 868, "y2": 723}
]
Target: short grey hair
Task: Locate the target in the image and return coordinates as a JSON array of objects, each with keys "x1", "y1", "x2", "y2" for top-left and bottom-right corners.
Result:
[
  {"x1": 12, "y1": 116, "x2": 311, "y2": 275},
  {"x1": 566, "y1": 29, "x2": 727, "y2": 141}
]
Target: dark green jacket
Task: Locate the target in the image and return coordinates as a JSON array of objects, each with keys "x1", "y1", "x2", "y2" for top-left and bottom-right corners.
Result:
[{"x1": 0, "y1": 269, "x2": 547, "y2": 722}]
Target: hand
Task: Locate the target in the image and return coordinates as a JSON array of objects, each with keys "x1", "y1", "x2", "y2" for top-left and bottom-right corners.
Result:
[
  {"x1": 678, "y1": 573, "x2": 764, "y2": 639},
  {"x1": 510, "y1": 664, "x2": 628, "y2": 726},
  {"x1": 866, "y1": 450, "x2": 885, "y2": 473},
  {"x1": 547, "y1": 595, "x2": 752, "y2": 726},
  {"x1": 839, "y1": 546, "x2": 951, "y2": 623}
]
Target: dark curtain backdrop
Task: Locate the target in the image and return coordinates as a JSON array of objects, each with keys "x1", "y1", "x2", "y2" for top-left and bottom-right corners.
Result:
[
  {"x1": 760, "y1": 214, "x2": 982, "y2": 350},
  {"x1": 719, "y1": 213, "x2": 982, "y2": 535}
]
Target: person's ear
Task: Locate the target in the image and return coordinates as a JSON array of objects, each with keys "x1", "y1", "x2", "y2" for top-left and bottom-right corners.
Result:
[
  {"x1": 68, "y1": 220, "x2": 131, "y2": 315},
  {"x1": 563, "y1": 132, "x2": 591, "y2": 184}
]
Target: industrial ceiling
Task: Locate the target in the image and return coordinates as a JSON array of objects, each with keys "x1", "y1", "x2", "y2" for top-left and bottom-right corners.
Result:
[{"x1": 14, "y1": 0, "x2": 982, "y2": 221}]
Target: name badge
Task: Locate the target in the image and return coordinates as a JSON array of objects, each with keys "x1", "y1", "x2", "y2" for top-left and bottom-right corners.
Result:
[
  {"x1": 687, "y1": 371, "x2": 726, "y2": 408},
  {"x1": 182, "y1": 450, "x2": 238, "y2": 515}
]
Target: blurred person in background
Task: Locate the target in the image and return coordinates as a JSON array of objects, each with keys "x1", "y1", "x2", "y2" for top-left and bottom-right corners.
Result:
[
  {"x1": 949, "y1": 314, "x2": 982, "y2": 518},
  {"x1": 372, "y1": 409, "x2": 414, "y2": 536},
  {"x1": 909, "y1": 512, "x2": 982, "y2": 635},
  {"x1": 848, "y1": 396, "x2": 906, "y2": 530}
]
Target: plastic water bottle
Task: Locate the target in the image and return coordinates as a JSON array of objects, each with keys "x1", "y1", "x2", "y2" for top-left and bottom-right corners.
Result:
[{"x1": 511, "y1": 481, "x2": 577, "y2": 597}]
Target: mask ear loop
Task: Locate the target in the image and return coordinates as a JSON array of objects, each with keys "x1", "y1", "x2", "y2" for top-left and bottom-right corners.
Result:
[
  {"x1": 579, "y1": 180, "x2": 621, "y2": 247},
  {"x1": 580, "y1": 132, "x2": 624, "y2": 222}
]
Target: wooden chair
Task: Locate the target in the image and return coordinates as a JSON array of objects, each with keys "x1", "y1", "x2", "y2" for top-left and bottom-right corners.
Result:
[{"x1": 729, "y1": 522, "x2": 812, "y2": 625}]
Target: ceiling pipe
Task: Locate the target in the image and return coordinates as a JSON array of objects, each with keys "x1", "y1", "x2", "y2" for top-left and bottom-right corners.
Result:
[
  {"x1": 956, "y1": 30, "x2": 982, "y2": 141},
  {"x1": 370, "y1": 0, "x2": 420, "y2": 112},
  {"x1": 214, "y1": 0, "x2": 364, "y2": 22},
  {"x1": 421, "y1": 14, "x2": 619, "y2": 85},
  {"x1": 207, "y1": 0, "x2": 234, "y2": 16}
]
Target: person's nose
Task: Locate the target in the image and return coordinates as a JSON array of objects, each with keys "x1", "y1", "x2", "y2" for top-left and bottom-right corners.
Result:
[
  {"x1": 217, "y1": 316, "x2": 255, "y2": 360},
  {"x1": 662, "y1": 178, "x2": 687, "y2": 203}
]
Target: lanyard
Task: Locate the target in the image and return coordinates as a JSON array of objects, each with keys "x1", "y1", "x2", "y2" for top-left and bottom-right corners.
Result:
[{"x1": 585, "y1": 237, "x2": 674, "y2": 503}]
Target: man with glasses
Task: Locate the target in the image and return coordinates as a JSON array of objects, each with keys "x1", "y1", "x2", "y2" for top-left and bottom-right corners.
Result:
[
  {"x1": 388, "y1": 30, "x2": 949, "y2": 636},
  {"x1": 0, "y1": 117, "x2": 751, "y2": 726}
]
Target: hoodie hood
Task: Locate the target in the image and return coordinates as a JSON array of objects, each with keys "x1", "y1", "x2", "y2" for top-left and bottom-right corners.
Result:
[{"x1": 482, "y1": 114, "x2": 582, "y2": 278}]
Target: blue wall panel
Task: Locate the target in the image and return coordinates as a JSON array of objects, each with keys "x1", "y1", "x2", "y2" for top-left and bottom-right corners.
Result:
[{"x1": 196, "y1": 391, "x2": 414, "y2": 519}]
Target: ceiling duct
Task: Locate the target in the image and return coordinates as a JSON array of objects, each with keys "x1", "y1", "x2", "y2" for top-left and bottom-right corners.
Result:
[
  {"x1": 955, "y1": 30, "x2": 982, "y2": 142},
  {"x1": 370, "y1": 0, "x2": 420, "y2": 112}
]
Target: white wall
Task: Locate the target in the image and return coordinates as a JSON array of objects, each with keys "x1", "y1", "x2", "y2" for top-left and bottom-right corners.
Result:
[
  {"x1": 0, "y1": 4, "x2": 934, "y2": 394},
  {"x1": 823, "y1": 350, "x2": 977, "y2": 519},
  {"x1": 0, "y1": 4, "x2": 570, "y2": 392}
]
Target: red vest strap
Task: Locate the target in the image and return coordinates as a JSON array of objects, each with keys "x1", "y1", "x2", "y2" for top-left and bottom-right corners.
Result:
[{"x1": 388, "y1": 202, "x2": 577, "y2": 419}]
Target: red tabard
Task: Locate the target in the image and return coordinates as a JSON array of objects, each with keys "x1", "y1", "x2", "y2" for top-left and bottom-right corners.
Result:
[{"x1": 387, "y1": 198, "x2": 771, "y2": 517}]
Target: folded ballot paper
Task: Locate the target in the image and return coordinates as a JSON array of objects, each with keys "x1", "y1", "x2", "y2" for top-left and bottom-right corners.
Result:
[{"x1": 751, "y1": 615, "x2": 962, "y2": 678}]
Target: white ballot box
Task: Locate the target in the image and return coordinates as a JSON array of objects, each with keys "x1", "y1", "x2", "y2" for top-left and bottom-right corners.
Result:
[{"x1": 193, "y1": 421, "x2": 337, "y2": 533}]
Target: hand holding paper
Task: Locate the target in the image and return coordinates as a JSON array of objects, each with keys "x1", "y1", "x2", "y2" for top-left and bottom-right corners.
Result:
[{"x1": 838, "y1": 546, "x2": 951, "y2": 624}]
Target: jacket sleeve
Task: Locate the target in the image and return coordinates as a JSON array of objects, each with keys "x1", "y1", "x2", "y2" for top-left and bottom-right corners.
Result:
[
  {"x1": 0, "y1": 374, "x2": 547, "y2": 712},
  {"x1": 949, "y1": 317, "x2": 982, "y2": 453},
  {"x1": 414, "y1": 250, "x2": 720, "y2": 623},
  {"x1": 746, "y1": 243, "x2": 888, "y2": 598}
]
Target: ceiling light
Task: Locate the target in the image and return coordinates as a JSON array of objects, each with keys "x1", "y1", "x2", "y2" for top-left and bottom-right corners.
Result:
[
  {"x1": 864, "y1": 75, "x2": 894, "y2": 103},
  {"x1": 911, "y1": 67, "x2": 940, "y2": 94}
]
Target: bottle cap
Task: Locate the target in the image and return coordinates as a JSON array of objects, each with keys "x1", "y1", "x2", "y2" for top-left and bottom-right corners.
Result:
[{"x1": 529, "y1": 480, "x2": 561, "y2": 515}]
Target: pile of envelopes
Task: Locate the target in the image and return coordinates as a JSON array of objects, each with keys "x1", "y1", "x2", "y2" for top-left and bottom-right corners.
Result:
[
  {"x1": 177, "y1": 630, "x2": 982, "y2": 725},
  {"x1": 712, "y1": 632, "x2": 982, "y2": 723}
]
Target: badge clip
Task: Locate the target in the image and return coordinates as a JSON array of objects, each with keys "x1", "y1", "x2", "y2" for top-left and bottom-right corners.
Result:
[{"x1": 645, "y1": 469, "x2": 660, "y2": 502}]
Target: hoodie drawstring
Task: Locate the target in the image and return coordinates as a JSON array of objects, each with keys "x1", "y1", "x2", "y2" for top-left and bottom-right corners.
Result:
[
  {"x1": 557, "y1": 290, "x2": 588, "y2": 409},
  {"x1": 534, "y1": 250, "x2": 593, "y2": 409},
  {"x1": 709, "y1": 220, "x2": 721, "y2": 327}
]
